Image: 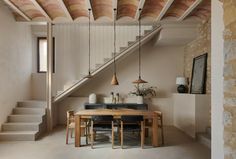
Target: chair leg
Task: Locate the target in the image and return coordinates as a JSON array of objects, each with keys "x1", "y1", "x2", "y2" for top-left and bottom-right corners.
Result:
[
  {"x1": 91, "y1": 121, "x2": 94, "y2": 149},
  {"x1": 85, "y1": 122, "x2": 88, "y2": 145},
  {"x1": 141, "y1": 121, "x2": 144, "y2": 149},
  {"x1": 66, "y1": 126, "x2": 69, "y2": 144},
  {"x1": 94, "y1": 131, "x2": 96, "y2": 141},
  {"x1": 121, "y1": 121, "x2": 124, "y2": 149},
  {"x1": 160, "y1": 116, "x2": 164, "y2": 145},
  {"x1": 145, "y1": 128, "x2": 149, "y2": 138},
  {"x1": 112, "y1": 121, "x2": 114, "y2": 149},
  {"x1": 71, "y1": 128, "x2": 73, "y2": 138}
]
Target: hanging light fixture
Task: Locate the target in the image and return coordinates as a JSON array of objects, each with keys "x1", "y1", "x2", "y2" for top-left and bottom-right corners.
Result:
[
  {"x1": 85, "y1": 8, "x2": 93, "y2": 78},
  {"x1": 133, "y1": 8, "x2": 148, "y2": 84},
  {"x1": 111, "y1": 8, "x2": 119, "y2": 85}
]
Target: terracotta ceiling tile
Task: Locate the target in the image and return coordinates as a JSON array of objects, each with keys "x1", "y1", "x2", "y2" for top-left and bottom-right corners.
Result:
[
  {"x1": 164, "y1": 0, "x2": 197, "y2": 18},
  {"x1": 141, "y1": 0, "x2": 166, "y2": 19},
  {"x1": 189, "y1": 0, "x2": 211, "y2": 20},
  {"x1": 10, "y1": 0, "x2": 45, "y2": 20},
  {"x1": 90, "y1": 0, "x2": 113, "y2": 20},
  {"x1": 63, "y1": 0, "x2": 88, "y2": 20},
  {"x1": 36, "y1": 0, "x2": 67, "y2": 20},
  {"x1": 117, "y1": 0, "x2": 139, "y2": 19}
]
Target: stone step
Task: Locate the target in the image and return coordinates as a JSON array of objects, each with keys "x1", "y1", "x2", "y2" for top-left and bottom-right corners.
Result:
[
  {"x1": 2, "y1": 122, "x2": 40, "y2": 131},
  {"x1": 18, "y1": 100, "x2": 46, "y2": 108},
  {"x1": 119, "y1": 47, "x2": 127, "y2": 52},
  {"x1": 136, "y1": 35, "x2": 143, "y2": 40},
  {"x1": 197, "y1": 133, "x2": 211, "y2": 149},
  {"x1": 13, "y1": 108, "x2": 45, "y2": 115},
  {"x1": 8, "y1": 114, "x2": 43, "y2": 123},
  {"x1": 128, "y1": 41, "x2": 135, "y2": 46},
  {"x1": 144, "y1": 30, "x2": 151, "y2": 34},
  {"x1": 103, "y1": 58, "x2": 111, "y2": 63},
  {"x1": 0, "y1": 131, "x2": 38, "y2": 141},
  {"x1": 95, "y1": 64, "x2": 102, "y2": 68}
]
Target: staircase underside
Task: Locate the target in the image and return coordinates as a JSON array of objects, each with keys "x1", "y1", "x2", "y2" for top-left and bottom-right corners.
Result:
[{"x1": 53, "y1": 25, "x2": 162, "y2": 103}]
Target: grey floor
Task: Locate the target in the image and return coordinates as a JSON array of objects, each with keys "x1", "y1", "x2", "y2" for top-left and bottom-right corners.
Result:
[{"x1": 0, "y1": 126, "x2": 210, "y2": 159}]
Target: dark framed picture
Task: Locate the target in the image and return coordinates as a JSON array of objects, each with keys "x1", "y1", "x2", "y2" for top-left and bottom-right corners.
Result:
[{"x1": 190, "y1": 53, "x2": 208, "y2": 94}]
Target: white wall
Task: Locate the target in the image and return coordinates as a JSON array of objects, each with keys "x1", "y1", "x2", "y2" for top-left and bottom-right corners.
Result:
[
  {"x1": 211, "y1": 0, "x2": 224, "y2": 158},
  {"x1": 0, "y1": 5, "x2": 33, "y2": 127},
  {"x1": 56, "y1": 40, "x2": 184, "y2": 125},
  {"x1": 31, "y1": 24, "x2": 152, "y2": 99}
]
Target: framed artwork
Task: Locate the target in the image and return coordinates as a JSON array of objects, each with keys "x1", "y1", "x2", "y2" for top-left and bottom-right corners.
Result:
[{"x1": 190, "y1": 53, "x2": 208, "y2": 94}]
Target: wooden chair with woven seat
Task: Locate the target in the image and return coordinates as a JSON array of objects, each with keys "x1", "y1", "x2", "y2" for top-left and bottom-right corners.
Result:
[
  {"x1": 120, "y1": 115, "x2": 145, "y2": 149},
  {"x1": 66, "y1": 110, "x2": 87, "y2": 144},
  {"x1": 145, "y1": 111, "x2": 164, "y2": 146}
]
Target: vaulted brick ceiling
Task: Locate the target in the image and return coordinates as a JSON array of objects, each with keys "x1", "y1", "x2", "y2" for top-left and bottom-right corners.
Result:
[{"x1": 3, "y1": 0, "x2": 211, "y2": 22}]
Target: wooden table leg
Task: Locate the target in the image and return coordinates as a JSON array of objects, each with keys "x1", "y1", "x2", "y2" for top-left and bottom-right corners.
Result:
[
  {"x1": 75, "y1": 115, "x2": 81, "y2": 147},
  {"x1": 152, "y1": 114, "x2": 158, "y2": 147}
]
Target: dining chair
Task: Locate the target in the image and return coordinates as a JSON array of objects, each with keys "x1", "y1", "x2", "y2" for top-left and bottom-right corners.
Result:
[
  {"x1": 120, "y1": 115, "x2": 145, "y2": 149},
  {"x1": 66, "y1": 110, "x2": 87, "y2": 144},
  {"x1": 90, "y1": 115, "x2": 114, "y2": 149},
  {"x1": 145, "y1": 111, "x2": 164, "y2": 146}
]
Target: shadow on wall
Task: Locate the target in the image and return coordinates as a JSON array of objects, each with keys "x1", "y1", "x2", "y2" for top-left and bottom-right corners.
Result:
[{"x1": 71, "y1": 40, "x2": 184, "y2": 98}]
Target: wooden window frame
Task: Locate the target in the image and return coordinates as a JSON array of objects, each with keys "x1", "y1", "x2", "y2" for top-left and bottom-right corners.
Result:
[{"x1": 37, "y1": 37, "x2": 55, "y2": 73}]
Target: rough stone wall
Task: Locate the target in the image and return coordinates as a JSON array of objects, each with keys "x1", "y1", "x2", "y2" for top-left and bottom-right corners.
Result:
[
  {"x1": 223, "y1": 0, "x2": 236, "y2": 158},
  {"x1": 184, "y1": 20, "x2": 211, "y2": 94}
]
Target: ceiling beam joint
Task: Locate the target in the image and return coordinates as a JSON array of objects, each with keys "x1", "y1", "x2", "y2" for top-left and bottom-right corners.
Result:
[
  {"x1": 156, "y1": 0, "x2": 174, "y2": 21},
  {"x1": 56, "y1": 0, "x2": 73, "y2": 21},
  {"x1": 30, "y1": 0, "x2": 52, "y2": 22},
  {"x1": 4, "y1": 0, "x2": 31, "y2": 21},
  {"x1": 178, "y1": 0, "x2": 203, "y2": 21}
]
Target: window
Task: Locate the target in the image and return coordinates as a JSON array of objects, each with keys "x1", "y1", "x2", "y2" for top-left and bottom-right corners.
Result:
[{"x1": 37, "y1": 37, "x2": 55, "y2": 73}]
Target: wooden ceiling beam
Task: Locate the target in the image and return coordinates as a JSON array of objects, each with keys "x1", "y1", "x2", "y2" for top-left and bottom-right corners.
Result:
[
  {"x1": 29, "y1": 0, "x2": 52, "y2": 22},
  {"x1": 156, "y1": 0, "x2": 174, "y2": 21},
  {"x1": 178, "y1": 0, "x2": 203, "y2": 21},
  {"x1": 56, "y1": 0, "x2": 73, "y2": 21},
  {"x1": 4, "y1": 0, "x2": 31, "y2": 21},
  {"x1": 135, "y1": 0, "x2": 145, "y2": 20}
]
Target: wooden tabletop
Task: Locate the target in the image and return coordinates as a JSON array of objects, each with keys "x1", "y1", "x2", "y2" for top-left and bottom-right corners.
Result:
[{"x1": 75, "y1": 109, "x2": 156, "y2": 116}]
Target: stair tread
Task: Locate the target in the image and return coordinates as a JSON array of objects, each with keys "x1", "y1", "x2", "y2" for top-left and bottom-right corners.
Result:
[
  {"x1": 14, "y1": 107, "x2": 45, "y2": 109},
  {"x1": 3, "y1": 122, "x2": 41, "y2": 125},
  {"x1": 0, "y1": 131, "x2": 37, "y2": 135},
  {"x1": 18, "y1": 100, "x2": 46, "y2": 102},
  {"x1": 9, "y1": 114, "x2": 43, "y2": 116}
]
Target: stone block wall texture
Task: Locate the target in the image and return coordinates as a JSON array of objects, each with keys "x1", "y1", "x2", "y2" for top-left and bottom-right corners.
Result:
[
  {"x1": 184, "y1": 20, "x2": 211, "y2": 94},
  {"x1": 223, "y1": 0, "x2": 236, "y2": 158}
]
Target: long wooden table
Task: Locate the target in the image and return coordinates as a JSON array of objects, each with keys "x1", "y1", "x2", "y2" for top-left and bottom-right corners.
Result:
[{"x1": 75, "y1": 109, "x2": 159, "y2": 147}]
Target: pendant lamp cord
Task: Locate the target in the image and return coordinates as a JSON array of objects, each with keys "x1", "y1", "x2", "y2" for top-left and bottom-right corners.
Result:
[
  {"x1": 138, "y1": 8, "x2": 141, "y2": 79},
  {"x1": 113, "y1": 8, "x2": 117, "y2": 75},
  {"x1": 88, "y1": 8, "x2": 91, "y2": 74}
]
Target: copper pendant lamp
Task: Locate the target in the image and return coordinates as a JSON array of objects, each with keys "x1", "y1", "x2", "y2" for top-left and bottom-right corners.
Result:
[
  {"x1": 111, "y1": 8, "x2": 119, "y2": 85},
  {"x1": 85, "y1": 8, "x2": 93, "y2": 79},
  {"x1": 133, "y1": 8, "x2": 147, "y2": 84}
]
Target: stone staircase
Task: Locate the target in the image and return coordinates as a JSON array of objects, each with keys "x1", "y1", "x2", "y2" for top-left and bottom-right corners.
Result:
[
  {"x1": 0, "y1": 100, "x2": 47, "y2": 141},
  {"x1": 197, "y1": 127, "x2": 211, "y2": 148}
]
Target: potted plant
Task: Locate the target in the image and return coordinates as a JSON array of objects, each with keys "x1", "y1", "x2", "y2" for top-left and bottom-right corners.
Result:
[{"x1": 129, "y1": 85, "x2": 157, "y2": 104}]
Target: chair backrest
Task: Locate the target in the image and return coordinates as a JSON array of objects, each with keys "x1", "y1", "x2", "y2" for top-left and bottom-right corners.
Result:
[
  {"x1": 67, "y1": 110, "x2": 74, "y2": 124},
  {"x1": 84, "y1": 104, "x2": 106, "y2": 109},
  {"x1": 91, "y1": 115, "x2": 113, "y2": 122},
  {"x1": 121, "y1": 115, "x2": 144, "y2": 123}
]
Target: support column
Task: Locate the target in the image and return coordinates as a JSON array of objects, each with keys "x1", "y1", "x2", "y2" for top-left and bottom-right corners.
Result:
[{"x1": 46, "y1": 22, "x2": 53, "y2": 132}]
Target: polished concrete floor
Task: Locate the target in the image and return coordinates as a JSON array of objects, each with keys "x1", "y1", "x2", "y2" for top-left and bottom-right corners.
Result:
[{"x1": 0, "y1": 126, "x2": 210, "y2": 159}]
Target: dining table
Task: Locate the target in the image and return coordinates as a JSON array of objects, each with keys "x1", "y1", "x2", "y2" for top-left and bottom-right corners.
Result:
[{"x1": 74, "y1": 109, "x2": 159, "y2": 147}]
